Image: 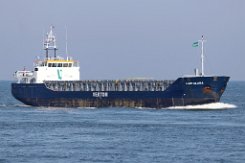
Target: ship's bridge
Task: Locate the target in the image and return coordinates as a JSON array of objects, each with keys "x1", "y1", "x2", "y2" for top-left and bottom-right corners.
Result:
[
  {"x1": 35, "y1": 57, "x2": 79, "y2": 68},
  {"x1": 32, "y1": 57, "x2": 80, "y2": 83}
]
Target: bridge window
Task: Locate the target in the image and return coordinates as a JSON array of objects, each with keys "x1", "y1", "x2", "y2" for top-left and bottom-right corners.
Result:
[{"x1": 52, "y1": 63, "x2": 58, "y2": 67}]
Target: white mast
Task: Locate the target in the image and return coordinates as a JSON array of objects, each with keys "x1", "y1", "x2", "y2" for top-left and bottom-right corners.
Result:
[{"x1": 198, "y1": 35, "x2": 206, "y2": 76}]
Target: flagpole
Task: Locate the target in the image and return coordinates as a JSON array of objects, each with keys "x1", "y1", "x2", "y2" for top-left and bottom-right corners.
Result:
[{"x1": 199, "y1": 35, "x2": 206, "y2": 76}]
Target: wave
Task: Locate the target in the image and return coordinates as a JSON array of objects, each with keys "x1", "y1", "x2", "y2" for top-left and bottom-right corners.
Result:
[
  {"x1": 0, "y1": 104, "x2": 7, "y2": 108},
  {"x1": 167, "y1": 102, "x2": 237, "y2": 110},
  {"x1": 77, "y1": 107, "x2": 97, "y2": 110},
  {"x1": 0, "y1": 103, "x2": 31, "y2": 108},
  {"x1": 13, "y1": 104, "x2": 32, "y2": 108}
]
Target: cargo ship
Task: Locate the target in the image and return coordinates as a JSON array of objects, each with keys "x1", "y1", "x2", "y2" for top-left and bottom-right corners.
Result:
[{"x1": 11, "y1": 26, "x2": 229, "y2": 108}]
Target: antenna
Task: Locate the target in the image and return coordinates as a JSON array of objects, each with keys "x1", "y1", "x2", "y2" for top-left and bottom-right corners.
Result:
[
  {"x1": 198, "y1": 35, "x2": 207, "y2": 76},
  {"x1": 65, "y1": 26, "x2": 68, "y2": 60}
]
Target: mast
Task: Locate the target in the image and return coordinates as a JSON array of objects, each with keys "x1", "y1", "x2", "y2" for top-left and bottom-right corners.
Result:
[
  {"x1": 44, "y1": 26, "x2": 57, "y2": 59},
  {"x1": 198, "y1": 35, "x2": 206, "y2": 76}
]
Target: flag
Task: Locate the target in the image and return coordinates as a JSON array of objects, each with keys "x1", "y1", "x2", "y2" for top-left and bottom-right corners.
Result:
[{"x1": 192, "y1": 41, "x2": 198, "y2": 47}]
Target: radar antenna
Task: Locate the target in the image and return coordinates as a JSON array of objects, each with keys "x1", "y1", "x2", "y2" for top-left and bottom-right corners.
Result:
[{"x1": 44, "y1": 26, "x2": 57, "y2": 59}]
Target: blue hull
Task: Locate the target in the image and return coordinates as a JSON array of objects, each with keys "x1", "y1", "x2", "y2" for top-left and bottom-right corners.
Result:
[{"x1": 11, "y1": 76, "x2": 229, "y2": 108}]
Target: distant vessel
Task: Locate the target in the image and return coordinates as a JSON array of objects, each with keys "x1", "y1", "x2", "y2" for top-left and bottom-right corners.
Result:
[{"x1": 11, "y1": 26, "x2": 229, "y2": 108}]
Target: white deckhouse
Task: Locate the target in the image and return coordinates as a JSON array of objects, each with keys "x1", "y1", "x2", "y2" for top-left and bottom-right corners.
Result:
[{"x1": 14, "y1": 26, "x2": 80, "y2": 83}]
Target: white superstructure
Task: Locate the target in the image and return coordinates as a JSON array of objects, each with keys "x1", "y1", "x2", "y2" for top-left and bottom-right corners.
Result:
[{"x1": 14, "y1": 26, "x2": 80, "y2": 83}]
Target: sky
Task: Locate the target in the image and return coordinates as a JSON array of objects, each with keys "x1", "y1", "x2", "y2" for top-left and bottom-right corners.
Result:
[{"x1": 0, "y1": 0, "x2": 244, "y2": 81}]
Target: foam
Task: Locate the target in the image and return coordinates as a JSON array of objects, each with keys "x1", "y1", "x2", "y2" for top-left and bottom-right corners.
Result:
[
  {"x1": 167, "y1": 102, "x2": 237, "y2": 110},
  {"x1": 2, "y1": 102, "x2": 237, "y2": 110}
]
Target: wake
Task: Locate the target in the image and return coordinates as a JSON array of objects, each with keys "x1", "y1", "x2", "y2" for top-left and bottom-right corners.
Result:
[
  {"x1": 0, "y1": 102, "x2": 237, "y2": 110},
  {"x1": 167, "y1": 102, "x2": 237, "y2": 110}
]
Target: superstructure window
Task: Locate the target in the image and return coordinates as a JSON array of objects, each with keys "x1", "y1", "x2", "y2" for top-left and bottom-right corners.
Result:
[
  {"x1": 63, "y1": 63, "x2": 68, "y2": 67},
  {"x1": 52, "y1": 63, "x2": 58, "y2": 67},
  {"x1": 48, "y1": 63, "x2": 52, "y2": 67}
]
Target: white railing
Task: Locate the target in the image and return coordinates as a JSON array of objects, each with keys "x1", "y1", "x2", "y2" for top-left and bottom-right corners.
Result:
[{"x1": 14, "y1": 71, "x2": 35, "y2": 83}]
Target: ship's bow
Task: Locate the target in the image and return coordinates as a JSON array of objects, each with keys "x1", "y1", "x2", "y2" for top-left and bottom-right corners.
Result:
[{"x1": 167, "y1": 76, "x2": 230, "y2": 106}]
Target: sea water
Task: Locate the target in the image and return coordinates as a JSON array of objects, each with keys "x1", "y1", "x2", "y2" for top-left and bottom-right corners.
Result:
[{"x1": 0, "y1": 81, "x2": 244, "y2": 163}]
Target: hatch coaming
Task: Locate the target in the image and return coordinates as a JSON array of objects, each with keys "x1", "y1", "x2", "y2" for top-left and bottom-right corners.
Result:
[{"x1": 44, "y1": 80, "x2": 175, "y2": 92}]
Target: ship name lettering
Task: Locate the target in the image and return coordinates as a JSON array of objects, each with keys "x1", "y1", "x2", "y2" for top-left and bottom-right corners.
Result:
[
  {"x1": 185, "y1": 81, "x2": 204, "y2": 85},
  {"x1": 93, "y1": 92, "x2": 108, "y2": 97}
]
